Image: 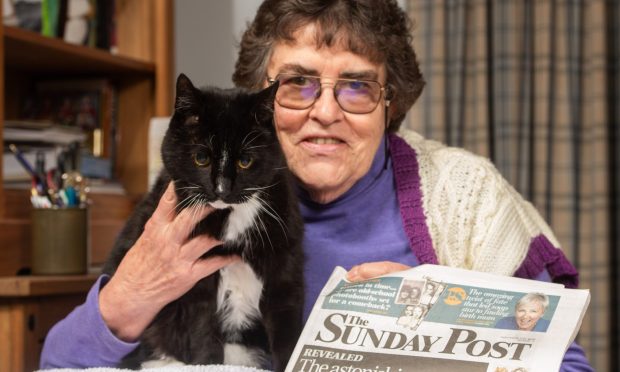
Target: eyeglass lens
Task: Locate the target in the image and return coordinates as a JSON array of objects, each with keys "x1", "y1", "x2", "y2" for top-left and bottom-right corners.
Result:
[{"x1": 274, "y1": 75, "x2": 383, "y2": 114}]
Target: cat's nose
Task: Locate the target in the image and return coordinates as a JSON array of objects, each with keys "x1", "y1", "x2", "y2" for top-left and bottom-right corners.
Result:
[{"x1": 215, "y1": 176, "x2": 231, "y2": 197}]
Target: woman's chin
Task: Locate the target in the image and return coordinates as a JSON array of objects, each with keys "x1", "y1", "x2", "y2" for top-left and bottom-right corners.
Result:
[{"x1": 298, "y1": 176, "x2": 351, "y2": 204}]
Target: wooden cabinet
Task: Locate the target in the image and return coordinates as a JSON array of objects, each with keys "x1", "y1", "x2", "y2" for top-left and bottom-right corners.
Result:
[
  {"x1": 0, "y1": 275, "x2": 98, "y2": 371},
  {"x1": 0, "y1": 1, "x2": 174, "y2": 370}
]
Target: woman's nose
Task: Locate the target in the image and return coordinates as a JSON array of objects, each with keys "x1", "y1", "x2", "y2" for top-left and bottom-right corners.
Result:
[{"x1": 309, "y1": 86, "x2": 343, "y2": 126}]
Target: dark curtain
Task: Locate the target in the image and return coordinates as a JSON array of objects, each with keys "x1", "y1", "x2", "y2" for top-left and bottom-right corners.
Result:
[{"x1": 406, "y1": 0, "x2": 619, "y2": 370}]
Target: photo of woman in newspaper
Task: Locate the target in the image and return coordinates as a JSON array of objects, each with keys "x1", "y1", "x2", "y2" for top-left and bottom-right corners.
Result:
[{"x1": 495, "y1": 292, "x2": 551, "y2": 332}]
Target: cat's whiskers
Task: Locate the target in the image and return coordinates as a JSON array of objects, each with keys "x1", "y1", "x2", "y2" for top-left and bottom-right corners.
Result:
[
  {"x1": 175, "y1": 192, "x2": 200, "y2": 212},
  {"x1": 192, "y1": 197, "x2": 204, "y2": 231},
  {"x1": 242, "y1": 196, "x2": 266, "y2": 253},
  {"x1": 252, "y1": 210, "x2": 275, "y2": 255},
  {"x1": 175, "y1": 185, "x2": 200, "y2": 190},
  {"x1": 241, "y1": 130, "x2": 262, "y2": 150},
  {"x1": 179, "y1": 192, "x2": 210, "y2": 235},
  {"x1": 254, "y1": 193, "x2": 288, "y2": 244},
  {"x1": 243, "y1": 182, "x2": 279, "y2": 192},
  {"x1": 186, "y1": 194, "x2": 207, "y2": 238},
  {"x1": 168, "y1": 194, "x2": 194, "y2": 219},
  {"x1": 190, "y1": 143, "x2": 210, "y2": 150},
  {"x1": 243, "y1": 145, "x2": 268, "y2": 150}
]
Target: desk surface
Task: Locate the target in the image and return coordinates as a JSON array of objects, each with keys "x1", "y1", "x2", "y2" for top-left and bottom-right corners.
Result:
[{"x1": 0, "y1": 274, "x2": 98, "y2": 297}]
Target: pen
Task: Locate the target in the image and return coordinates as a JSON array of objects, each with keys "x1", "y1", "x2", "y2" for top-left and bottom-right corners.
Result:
[
  {"x1": 35, "y1": 150, "x2": 47, "y2": 190},
  {"x1": 8, "y1": 143, "x2": 37, "y2": 179}
]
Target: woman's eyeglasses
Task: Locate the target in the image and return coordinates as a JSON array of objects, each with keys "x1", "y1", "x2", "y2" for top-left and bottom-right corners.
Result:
[{"x1": 268, "y1": 74, "x2": 390, "y2": 114}]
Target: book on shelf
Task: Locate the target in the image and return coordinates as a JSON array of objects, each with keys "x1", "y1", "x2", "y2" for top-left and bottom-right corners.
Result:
[
  {"x1": 3, "y1": 0, "x2": 42, "y2": 31},
  {"x1": 4, "y1": 78, "x2": 118, "y2": 181},
  {"x1": 20, "y1": 78, "x2": 117, "y2": 160},
  {"x1": 4, "y1": 120, "x2": 87, "y2": 145},
  {"x1": 3, "y1": 0, "x2": 117, "y2": 52}
]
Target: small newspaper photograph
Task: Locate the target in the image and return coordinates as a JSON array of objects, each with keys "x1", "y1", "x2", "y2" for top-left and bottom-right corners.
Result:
[{"x1": 286, "y1": 265, "x2": 590, "y2": 372}]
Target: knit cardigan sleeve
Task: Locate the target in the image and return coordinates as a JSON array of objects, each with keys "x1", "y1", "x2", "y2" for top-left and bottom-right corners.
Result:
[{"x1": 395, "y1": 130, "x2": 577, "y2": 286}]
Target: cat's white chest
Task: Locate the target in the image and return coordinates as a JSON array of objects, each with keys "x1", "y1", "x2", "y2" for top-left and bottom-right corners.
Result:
[
  {"x1": 217, "y1": 261, "x2": 263, "y2": 329},
  {"x1": 140, "y1": 263, "x2": 266, "y2": 369},
  {"x1": 217, "y1": 261, "x2": 266, "y2": 366},
  {"x1": 211, "y1": 194, "x2": 262, "y2": 243}
]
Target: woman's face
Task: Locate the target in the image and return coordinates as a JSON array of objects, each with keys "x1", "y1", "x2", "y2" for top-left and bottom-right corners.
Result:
[
  {"x1": 266, "y1": 24, "x2": 387, "y2": 204},
  {"x1": 515, "y1": 301, "x2": 545, "y2": 331}
]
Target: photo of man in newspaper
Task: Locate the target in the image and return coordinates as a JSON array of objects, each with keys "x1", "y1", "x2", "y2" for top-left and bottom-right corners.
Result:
[{"x1": 495, "y1": 293, "x2": 551, "y2": 332}]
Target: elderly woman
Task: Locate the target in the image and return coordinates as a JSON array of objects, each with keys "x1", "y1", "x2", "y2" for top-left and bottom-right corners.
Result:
[
  {"x1": 496, "y1": 293, "x2": 551, "y2": 332},
  {"x1": 40, "y1": 0, "x2": 593, "y2": 370}
]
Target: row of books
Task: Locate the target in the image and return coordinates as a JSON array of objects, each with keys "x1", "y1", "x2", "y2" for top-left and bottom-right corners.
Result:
[
  {"x1": 3, "y1": 0, "x2": 117, "y2": 51},
  {"x1": 3, "y1": 78, "x2": 117, "y2": 182}
]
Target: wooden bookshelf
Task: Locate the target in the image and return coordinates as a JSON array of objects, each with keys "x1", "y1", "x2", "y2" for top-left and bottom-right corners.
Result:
[
  {"x1": 4, "y1": 26, "x2": 156, "y2": 74},
  {"x1": 0, "y1": 1, "x2": 174, "y2": 370},
  {"x1": 0, "y1": 0, "x2": 173, "y2": 275}
]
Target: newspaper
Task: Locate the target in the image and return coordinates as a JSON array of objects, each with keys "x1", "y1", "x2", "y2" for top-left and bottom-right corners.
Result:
[{"x1": 286, "y1": 265, "x2": 590, "y2": 372}]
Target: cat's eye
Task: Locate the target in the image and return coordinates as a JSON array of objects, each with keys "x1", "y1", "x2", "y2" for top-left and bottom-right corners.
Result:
[
  {"x1": 193, "y1": 152, "x2": 210, "y2": 167},
  {"x1": 237, "y1": 156, "x2": 254, "y2": 169}
]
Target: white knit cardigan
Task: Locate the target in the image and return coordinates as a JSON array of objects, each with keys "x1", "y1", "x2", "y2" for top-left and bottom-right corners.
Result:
[{"x1": 397, "y1": 129, "x2": 562, "y2": 277}]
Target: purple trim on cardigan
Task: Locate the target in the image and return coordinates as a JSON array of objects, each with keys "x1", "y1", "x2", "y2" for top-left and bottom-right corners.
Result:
[
  {"x1": 514, "y1": 235, "x2": 580, "y2": 288},
  {"x1": 388, "y1": 134, "x2": 438, "y2": 265}
]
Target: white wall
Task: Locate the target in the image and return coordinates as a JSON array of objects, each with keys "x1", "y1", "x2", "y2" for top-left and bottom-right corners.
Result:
[{"x1": 174, "y1": 0, "x2": 406, "y2": 89}]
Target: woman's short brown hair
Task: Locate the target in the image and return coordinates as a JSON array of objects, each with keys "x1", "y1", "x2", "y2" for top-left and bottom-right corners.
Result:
[{"x1": 233, "y1": 0, "x2": 425, "y2": 132}]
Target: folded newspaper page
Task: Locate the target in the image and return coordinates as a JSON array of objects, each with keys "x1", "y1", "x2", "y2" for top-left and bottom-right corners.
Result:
[{"x1": 286, "y1": 265, "x2": 589, "y2": 372}]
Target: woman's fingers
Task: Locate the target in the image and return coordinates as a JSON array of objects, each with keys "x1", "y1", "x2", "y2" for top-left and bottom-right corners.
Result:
[
  {"x1": 182, "y1": 234, "x2": 224, "y2": 262},
  {"x1": 169, "y1": 203, "x2": 216, "y2": 245},
  {"x1": 347, "y1": 261, "x2": 411, "y2": 282},
  {"x1": 149, "y1": 182, "x2": 178, "y2": 226},
  {"x1": 146, "y1": 182, "x2": 220, "y2": 249},
  {"x1": 190, "y1": 255, "x2": 241, "y2": 282}
]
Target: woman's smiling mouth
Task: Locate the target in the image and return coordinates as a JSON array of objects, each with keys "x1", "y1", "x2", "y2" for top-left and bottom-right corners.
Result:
[{"x1": 306, "y1": 137, "x2": 343, "y2": 145}]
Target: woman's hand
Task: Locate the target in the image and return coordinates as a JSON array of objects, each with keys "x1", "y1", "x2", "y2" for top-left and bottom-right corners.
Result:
[
  {"x1": 347, "y1": 261, "x2": 411, "y2": 282},
  {"x1": 99, "y1": 182, "x2": 239, "y2": 342}
]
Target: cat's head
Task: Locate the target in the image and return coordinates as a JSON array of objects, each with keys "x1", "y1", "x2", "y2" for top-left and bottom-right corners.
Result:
[{"x1": 162, "y1": 73, "x2": 283, "y2": 209}]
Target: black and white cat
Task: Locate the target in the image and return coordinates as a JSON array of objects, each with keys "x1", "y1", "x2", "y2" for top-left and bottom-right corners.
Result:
[{"x1": 102, "y1": 74, "x2": 304, "y2": 371}]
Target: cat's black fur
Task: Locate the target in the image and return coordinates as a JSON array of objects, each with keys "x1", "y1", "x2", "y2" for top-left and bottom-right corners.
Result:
[{"x1": 102, "y1": 74, "x2": 304, "y2": 371}]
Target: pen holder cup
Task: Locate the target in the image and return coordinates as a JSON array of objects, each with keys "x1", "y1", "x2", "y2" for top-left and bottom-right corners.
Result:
[{"x1": 31, "y1": 207, "x2": 88, "y2": 275}]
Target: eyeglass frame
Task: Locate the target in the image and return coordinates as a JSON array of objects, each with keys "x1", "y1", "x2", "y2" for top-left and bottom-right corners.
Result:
[{"x1": 267, "y1": 73, "x2": 393, "y2": 114}]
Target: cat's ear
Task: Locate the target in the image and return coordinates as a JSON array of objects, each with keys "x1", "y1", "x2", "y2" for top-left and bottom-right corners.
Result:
[
  {"x1": 174, "y1": 73, "x2": 200, "y2": 116},
  {"x1": 256, "y1": 80, "x2": 279, "y2": 104},
  {"x1": 252, "y1": 81, "x2": 279, "y2": 127}
]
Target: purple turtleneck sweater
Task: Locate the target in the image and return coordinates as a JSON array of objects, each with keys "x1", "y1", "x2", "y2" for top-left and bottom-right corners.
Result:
[
  {"x1": 40, "y1": 136, "x2": 592, "y2": 371},
  {"x1": 298, "y1": 138, "x2": 417, "y2": 320}
]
